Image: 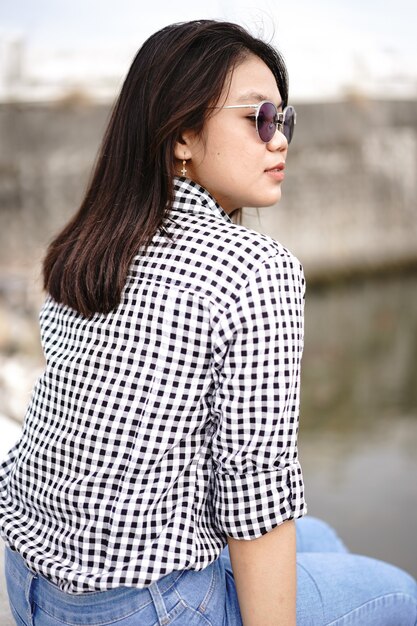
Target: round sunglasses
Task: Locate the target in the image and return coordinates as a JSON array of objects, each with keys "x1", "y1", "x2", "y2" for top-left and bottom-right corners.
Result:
[{"x1": 217, "y1": 101, "x2": 296, "y2": 144}]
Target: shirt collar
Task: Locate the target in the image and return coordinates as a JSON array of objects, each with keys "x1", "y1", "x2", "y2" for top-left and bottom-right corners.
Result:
[{"x1": 172, "y1": 176, "x2": 232, "y2": 223}]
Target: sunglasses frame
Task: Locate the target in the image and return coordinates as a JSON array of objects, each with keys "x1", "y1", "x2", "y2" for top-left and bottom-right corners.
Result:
[{"x1": 216, "y1": 101, "x2": 296, "y2": 144}]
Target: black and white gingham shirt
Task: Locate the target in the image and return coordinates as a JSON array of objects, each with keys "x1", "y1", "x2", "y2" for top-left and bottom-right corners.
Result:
[{"x1": 0, "y1": 178, "x2": 307, "y2": 593}]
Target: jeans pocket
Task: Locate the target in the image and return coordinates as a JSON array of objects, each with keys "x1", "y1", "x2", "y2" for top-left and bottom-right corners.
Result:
[
  {"x1": 167, "y1": 604, "x2": 217, "y2": 625},
  {"x1": 169, "y1": 559, "x2": 227, "y2": 626},
  {"x1": 31, "y1": 597, "x2": 188, "y2": 626},
  {"x1": 33, "y1": 588, "x2": 159, "y2": 626}
]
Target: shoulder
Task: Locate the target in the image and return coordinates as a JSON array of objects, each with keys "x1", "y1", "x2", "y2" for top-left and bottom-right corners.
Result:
[
  {"x1": 213, "y1": 219, "x2": 300, "y2": 268},
  {"x1": 217, "y1": 222, "x2": 305, "y2": 306},
  {"x1": 159, "y1": 211, "x2": 304, "y2": 308}
]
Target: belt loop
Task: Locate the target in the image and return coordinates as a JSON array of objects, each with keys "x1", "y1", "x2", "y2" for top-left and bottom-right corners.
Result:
[
  {"x1": 148, "y1": 580, "x2": 170, "y2": 625},
  {"x1": 24, "y1": 566, "x2": 37, "y2": 626}
]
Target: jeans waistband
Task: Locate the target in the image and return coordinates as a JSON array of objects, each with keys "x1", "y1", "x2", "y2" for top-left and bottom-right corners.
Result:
[{"x1": 5, "y1": 544, "x2": 186, "y2": 605}]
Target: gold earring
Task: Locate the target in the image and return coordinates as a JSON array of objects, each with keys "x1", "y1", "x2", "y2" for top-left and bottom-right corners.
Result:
[{"x1": 181, "y1": 157, "x2": 187, "y2": 177}]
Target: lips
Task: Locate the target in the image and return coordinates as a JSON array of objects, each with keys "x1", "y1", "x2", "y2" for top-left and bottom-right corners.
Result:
[{"x1": 265, "y1": 162, "x2": 285, "y2": 172}]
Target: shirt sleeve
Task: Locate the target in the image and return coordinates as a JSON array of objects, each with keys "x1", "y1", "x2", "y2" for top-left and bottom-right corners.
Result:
[{"x1": 210, "y1": 252, "x2": 307, "y2": 540}]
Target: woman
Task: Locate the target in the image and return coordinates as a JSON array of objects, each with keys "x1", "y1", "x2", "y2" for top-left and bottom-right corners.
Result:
[{"x1": 1, "y1": 20, "x2": 416, "y2": 626}]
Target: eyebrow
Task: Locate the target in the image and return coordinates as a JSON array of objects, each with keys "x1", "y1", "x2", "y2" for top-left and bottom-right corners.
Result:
[{"x1": 236, "y1": 91, "x2": 283, "y2": 108}]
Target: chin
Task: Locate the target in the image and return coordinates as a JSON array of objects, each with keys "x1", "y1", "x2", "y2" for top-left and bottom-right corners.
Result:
[
  {"x1": 253, "y1": 190, "x2": 282, "y2": 208},
  {"x1": 235, "y1": 187, "x2": 283, "y2": 210}
]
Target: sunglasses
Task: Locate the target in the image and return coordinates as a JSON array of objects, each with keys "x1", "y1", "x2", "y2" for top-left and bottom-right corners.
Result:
[{"x1": 217, "y1": 101, "x2": 296, "y2": 144}]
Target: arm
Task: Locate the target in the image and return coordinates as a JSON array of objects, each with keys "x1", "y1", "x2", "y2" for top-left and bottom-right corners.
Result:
[
  {"x1": 227, "y1": 519, "x2": 296, "y2": 626},
  {"x1": 210, "y1": 252, "x2": 306, "y2": 624}
]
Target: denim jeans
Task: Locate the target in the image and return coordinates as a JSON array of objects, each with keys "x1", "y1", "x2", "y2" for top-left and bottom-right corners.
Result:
[{"x1": 5, "y1": 516, "x2": 417, "y2": 625}]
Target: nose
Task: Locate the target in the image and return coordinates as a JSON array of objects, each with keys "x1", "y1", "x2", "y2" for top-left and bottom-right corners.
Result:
[{"x1": 266, "y1": 126, "x2": 288, "y2": 153}]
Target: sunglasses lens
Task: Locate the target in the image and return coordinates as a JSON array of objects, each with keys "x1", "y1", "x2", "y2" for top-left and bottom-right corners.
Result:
[
  {"x1": 283, "y1": 106, "x2": 295, "y2": 144},
  {"x1": 257, "y1": 102, "x2": 278, "y2": 142}
]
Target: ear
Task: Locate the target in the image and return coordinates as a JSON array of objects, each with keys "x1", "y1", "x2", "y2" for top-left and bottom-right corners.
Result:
[{"x1": 174, "y1": 130, "x2": 197, "y2": 161}]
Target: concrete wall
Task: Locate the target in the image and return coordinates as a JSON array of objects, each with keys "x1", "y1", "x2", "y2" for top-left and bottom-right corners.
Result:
[
  {"x1": 0, "y1": 98, "x2": 416, "y2": 282},
  {"x1": 245, "y1": 98, "x2": 417, "y2": 278}
]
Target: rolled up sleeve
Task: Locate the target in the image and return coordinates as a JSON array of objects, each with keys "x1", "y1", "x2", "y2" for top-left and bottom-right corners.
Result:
[{"x1": 210, "y1": 252, "x2": 307, "y2": 539}]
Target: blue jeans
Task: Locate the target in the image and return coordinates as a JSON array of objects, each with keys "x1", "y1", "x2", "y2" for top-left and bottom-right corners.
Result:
[{"x1": 5, "y1": 517, "x2": 417, "y2": 625}]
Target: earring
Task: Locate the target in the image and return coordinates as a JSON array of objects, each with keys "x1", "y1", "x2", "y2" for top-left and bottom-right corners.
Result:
[{"x1": 181, "y1": 157, "x2": 187, "y2": 177}]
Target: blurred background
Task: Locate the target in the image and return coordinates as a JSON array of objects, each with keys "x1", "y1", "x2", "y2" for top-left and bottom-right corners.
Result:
[{"x1": 1, "y1": 0, "x2": 416, "y2": 619}]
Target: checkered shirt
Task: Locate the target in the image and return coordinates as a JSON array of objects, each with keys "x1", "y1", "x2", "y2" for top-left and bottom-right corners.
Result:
[{"x1": 0, "y1": 177, "x2": 307, "y2": 593}]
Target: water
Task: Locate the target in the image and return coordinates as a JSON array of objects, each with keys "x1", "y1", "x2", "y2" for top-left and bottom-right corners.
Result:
[{"x1": 298, "y1": 272, "x2": 417, "y2": 578}]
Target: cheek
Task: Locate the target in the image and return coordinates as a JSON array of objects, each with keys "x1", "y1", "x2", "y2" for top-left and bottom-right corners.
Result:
[
  {"x1": 216, "y1": 146, "x2": 261, "y2": 180},
  {"x1": 196, "y1": 123, "x2": 262, "y2": 181},
  {"x1": 211, "y1": 141, "x2": 254, "y2": 167}
]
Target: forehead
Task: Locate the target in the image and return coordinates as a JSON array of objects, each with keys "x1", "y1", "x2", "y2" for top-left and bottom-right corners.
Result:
[{"x1": 224, "y1": 55, "x2": 282, "y2": 107}]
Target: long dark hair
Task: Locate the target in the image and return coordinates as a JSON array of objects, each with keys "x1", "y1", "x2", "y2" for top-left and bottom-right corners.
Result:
[{"x1": 43, "y1": 20, "x2": 289, "y2": 317}]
